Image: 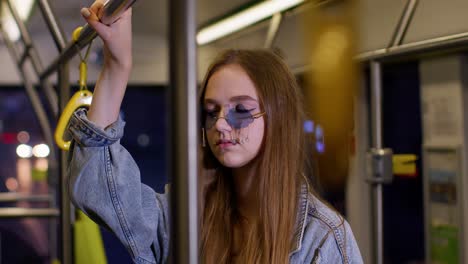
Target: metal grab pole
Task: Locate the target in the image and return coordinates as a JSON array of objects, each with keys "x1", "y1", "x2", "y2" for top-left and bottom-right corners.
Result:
[
  {"x1": 0, "y1": 208, "x2": 60, "y2": 218},
  {"x1": 388, "y1": 0, "x2": 418, "y2": 48},
  {"x1": 366, "y1": 2, "x2": 419, "y2": 262},
  {"x1": 370, "y1": 61, "x2": 384, "y2": 264},
  {"x1": 58, "y1": 64, "x2": 71, "y2": 264},
  {"x1": 357, "y1": 32, "x2": 468, "y2": 62},
  {"x1": 32, "y1": 1, "x2": 69, "y2": 262},
  {"x1": 169, "y1": 0, "x2": 198, "y2": 262},
  {"x1": 264, "y1": 13, "x2": 283, "y2": 49},
  {"x1": 37, "y1": 0, "x2": 67, "y2": 51},
  {"x1": 40, "y1": 0, "x2": 138, "y2": 80}
]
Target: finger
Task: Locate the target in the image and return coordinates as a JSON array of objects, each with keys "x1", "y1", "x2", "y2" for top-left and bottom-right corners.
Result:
[
  {"x1": 81, "y1": 8, "x2": 110, "y2": 40},
  {"x1": 89, "y1": 0, "x2": 105, "y2": 19},
  {"x1": 80, "y1": 7, "x2": 98, "y2": 21},
  {"x1": 90, "y1": 0, "x2": 105, "y2": 12}
]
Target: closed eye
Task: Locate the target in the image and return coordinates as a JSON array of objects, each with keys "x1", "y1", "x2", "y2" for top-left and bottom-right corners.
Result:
[
  {"x1": 205, "y1": 110, "x2": 219, "y2": 118},
  {"x1": 235, "y1": 104, "x2": 255, "y2": 113}
]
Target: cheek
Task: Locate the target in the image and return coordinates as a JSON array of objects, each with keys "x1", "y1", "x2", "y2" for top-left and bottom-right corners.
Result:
[
  {"x1": 205, "y1": 129, "x2": 217, "y2": 146},
  {"x1": 246, "y1": 120, "x2": 265, "y2": 152}
]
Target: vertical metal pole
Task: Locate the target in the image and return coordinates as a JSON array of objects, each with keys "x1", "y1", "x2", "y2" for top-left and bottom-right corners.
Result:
[
  {"x1": 264, "y1": 13, "x2": 283, "y2": 49},
  {"x1": 37, "y1": 0, "x2": 67, "y2": 51},
  {"x1": 36, "y1": 2, "x2": 68, "y2": 262},
  {"x1": 169, "y1": 0, "x2": 198, "y2": 263},
  {"x1": 58, "y1": 63, "x2": 72, "y2": 264},
  {"x1": 370, "y1": 61, "x2": 384, "y2": 264}
]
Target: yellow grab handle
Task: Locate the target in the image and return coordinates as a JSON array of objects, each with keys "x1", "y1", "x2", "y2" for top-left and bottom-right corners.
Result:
[
  {"x1": 55, "y1": 90, "x2": 93, "y2": 150},
  {"x1": 72, "y1": 26, "x2": 83, "y2": 42},
  {"x1": 79, "y1": 62, "x2": 87, "y2": 88}
]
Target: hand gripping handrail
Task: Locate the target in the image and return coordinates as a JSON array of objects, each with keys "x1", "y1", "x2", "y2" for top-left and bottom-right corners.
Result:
[{"x1": 40, "y1": 0, "x2": 138, "y2": 80}]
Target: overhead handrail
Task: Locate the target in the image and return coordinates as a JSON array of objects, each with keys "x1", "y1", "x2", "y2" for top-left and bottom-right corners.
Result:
[
  {"x1": 40, "y1": 0, "x2": 138, "y2": 81},
  {"x1": 357, "y1": 32, "x2": 468, "y2": 63}
]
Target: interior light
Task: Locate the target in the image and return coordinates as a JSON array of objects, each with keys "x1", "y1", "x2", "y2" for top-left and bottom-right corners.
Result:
[
  {"x1": 17, "y1": 131, "x2": 30, "y2": 143},
  {"x1": 1, "y1": 0, "x2": 35, "y2": 41},
  {"x1": 35, "y1": 158, "x2": 49, "y2": 170},
  {"x1": 303, "y1": 120, "x2": 314, "y2": 134},
  {"x1": 197, "y1": 0, "x2": 304, "y2": 45},
  {"x1": 16, "y1": 144, "x2": 33, "y2": 158},
  {"x1": 5, "y1": 177, "x2": 19, "y2": 191},
  {"x1": 32, "y1": 143, "x2": 50, "y2": 158}
]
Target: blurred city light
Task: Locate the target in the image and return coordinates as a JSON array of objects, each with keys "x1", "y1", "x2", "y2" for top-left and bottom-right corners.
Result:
[
  {"x1": 32, "y1": 144, "x2": 50, "y2": 158},
  {"x1": 5, "y1": 177, "x2": 19, "y2": 191},
  {"x1": 304, "y1": 120, "x2": 315, "y2": 134},
  {"x1": 16, "y1": 144, "x2": 32, "y2": 158},
  {"x1": 35, "y1": 158, "x2": 48, "y2": 171},
  {"x1": 17, "y1": 131, "x2": 30, "y2": 143},
  {"x1": 137, "y1": 133, "x2": 150, "y2": 147}
]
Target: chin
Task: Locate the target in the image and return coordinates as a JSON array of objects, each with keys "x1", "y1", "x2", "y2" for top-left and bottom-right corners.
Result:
[{"x1": 217, "y1": 154, "x2": 251, "y2": 168}]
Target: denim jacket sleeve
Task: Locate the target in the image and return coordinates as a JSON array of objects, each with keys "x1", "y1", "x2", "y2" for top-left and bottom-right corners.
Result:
[{"x1": 67, "y1": 109, "x2": 169, "y2": 264}]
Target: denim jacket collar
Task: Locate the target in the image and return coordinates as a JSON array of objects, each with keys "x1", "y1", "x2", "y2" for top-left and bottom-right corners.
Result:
[{"x1": 290, "y1": 180, "x2": 314, "y2": 255}]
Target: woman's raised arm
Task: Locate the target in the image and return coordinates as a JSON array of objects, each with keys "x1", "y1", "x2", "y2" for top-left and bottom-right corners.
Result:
[{"x1": 80, "y1": 0, "x2": 133, "y2": 128}]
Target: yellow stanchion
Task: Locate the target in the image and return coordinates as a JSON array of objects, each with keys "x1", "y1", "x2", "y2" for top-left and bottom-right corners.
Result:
[
  {"x1": 74, "y1": 210, "x2": 108, "y2": 264},
  {"x1": 303, "y1": 1, "x2": 358, "y2": 192}
]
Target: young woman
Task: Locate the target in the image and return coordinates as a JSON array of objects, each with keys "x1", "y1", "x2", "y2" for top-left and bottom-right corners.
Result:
[{"x1": 69, "y1": 1, "x2": 363, "y2": 263}]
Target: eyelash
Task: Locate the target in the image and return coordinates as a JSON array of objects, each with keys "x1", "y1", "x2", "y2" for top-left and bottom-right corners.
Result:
[{"x1": 204, "y1": 105, "x2": 255, "y2": 115}]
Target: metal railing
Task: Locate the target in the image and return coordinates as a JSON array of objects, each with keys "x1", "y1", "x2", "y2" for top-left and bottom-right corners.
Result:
[{"x1": 0, "y1": 193, "x2": 54, "y2": 203}]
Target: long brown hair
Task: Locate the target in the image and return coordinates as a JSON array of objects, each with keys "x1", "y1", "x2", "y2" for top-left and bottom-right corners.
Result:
[{"x1": 199, "y1": 49, "x2": 306, "y2": 263}]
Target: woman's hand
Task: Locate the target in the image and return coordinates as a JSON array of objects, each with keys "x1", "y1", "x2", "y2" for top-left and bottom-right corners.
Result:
[{"x1": 81, "y1": 0, "x2": 132, "y2": 71}]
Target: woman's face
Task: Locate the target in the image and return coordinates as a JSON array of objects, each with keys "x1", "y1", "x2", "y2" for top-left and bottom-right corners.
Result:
[{"x1": 203, "y1": 64, "x2": 265, "y2": 168}]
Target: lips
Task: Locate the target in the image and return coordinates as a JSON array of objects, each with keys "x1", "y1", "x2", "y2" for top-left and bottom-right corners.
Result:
[{"x1": 216, "y1": 139, "x2": 237, "y2": 147}]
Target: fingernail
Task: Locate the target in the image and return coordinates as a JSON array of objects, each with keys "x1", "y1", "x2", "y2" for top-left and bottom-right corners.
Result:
[{"x1": 81, "y1": 8, "x2": 91, "y2": 18}]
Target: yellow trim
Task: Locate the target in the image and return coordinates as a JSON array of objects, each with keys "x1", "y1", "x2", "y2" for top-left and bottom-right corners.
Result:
[{"x1": 393, "y1": 154, "x2": 418, "y2": 175}]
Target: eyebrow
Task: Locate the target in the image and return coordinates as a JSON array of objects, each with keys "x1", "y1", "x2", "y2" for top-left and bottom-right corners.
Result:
[{"x1": 204, "y1": 95, "x2": 258, "y2": 104}]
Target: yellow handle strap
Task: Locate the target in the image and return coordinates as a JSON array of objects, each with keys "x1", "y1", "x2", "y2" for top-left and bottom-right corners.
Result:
[
  {"x1": 55, "y1": 27, "x2": 94, "y2": 151},
  {"x1": 55, "y1": 90, "x2": 93, "y2": 150}
]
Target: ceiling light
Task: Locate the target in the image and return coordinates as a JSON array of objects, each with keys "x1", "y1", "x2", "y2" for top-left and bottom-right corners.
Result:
[
  {"x1": 197, "y1": 0, "x2": 304, "y2": 45},
  {"x1": 1, "y1": 0, "x2": 35, "y2": 41}
]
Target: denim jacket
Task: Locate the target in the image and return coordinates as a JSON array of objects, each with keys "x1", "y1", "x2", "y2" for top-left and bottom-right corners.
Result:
[{"x1": 68, "y1": 109, "x2": 363, "y2": 263}]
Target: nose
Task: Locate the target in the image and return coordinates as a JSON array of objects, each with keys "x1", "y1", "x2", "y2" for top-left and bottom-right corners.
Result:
[{"x1": 214, "y1": 109, "x2": 232, "y2": 132}]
